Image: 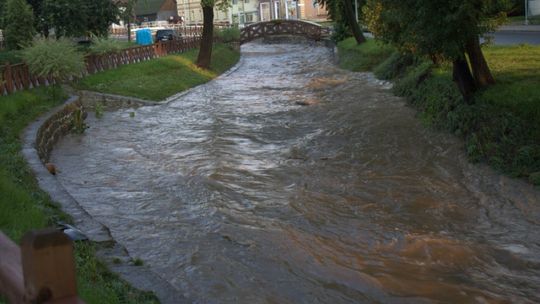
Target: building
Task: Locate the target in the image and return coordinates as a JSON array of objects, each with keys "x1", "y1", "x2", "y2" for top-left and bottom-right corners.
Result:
[
  {"x1": 177, "y1": 0, "x2": 260, "y2": 25},
  {"x1": 177, "y1": 0, "x2": 228, "y2": 25},
  {"x1": 231, "y1": 0, "x2": 260, "y2": 24},
  {"x1": 135, "y1": 0, "x2": 179, "y2": 23},
  {"x1": 175, "y1": 0, "x2": 326, "y2": 25},
  {"x1": 258, "y1": 0, "x2": 327, "y2": 22},
  {"x1": 298, "y1": 0, "x2": 328, "y2": 21}
]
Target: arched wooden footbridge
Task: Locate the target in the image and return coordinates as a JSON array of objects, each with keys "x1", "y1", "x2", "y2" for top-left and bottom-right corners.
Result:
[{"x1": 240, "y1": 20, "x2": 329, "y2": 44}]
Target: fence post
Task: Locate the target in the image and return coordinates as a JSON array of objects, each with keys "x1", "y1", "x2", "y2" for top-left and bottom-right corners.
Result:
[
  {"x1": 0, "y1": 232, "x2": 25, "y2": 303},
  {"x1": 21, "y1": 229, "x2": 79, "y2": 303},
  {"x1": 4, "y1": 62, "x2": 14, "y2": 94}
]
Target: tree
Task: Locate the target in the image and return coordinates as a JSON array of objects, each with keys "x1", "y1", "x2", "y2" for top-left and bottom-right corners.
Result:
[
  {"x1": 365, "y1": 0, "x2": 509, "y2": 101},
  {"x1": 85, "y1": 0, "x2": 119, "y2": 37},
  {"x1": 315, "y1": 0, "x2": 366, "y2": 44},
  {"x1": 196, "y1": 0, "x2": 230, "y2": 69},
  {"x1": 27, "y1": 0, "x2": 49, "y2": 36},
  {"x1": 4, "y1": 0, "x2": 35, "y2": 50},
  {"x1": 0, "y1": 0, "x2": 7, "y2": 27},
  {"x1": 42, "y1": 0, "x2": 87, "y2": 37},
  {"x1": 41, "y1": 0, "x2": 119, "y2": 38},
  {"x1": 118, "y1": 0, "x2": 138, "y2": 42}
]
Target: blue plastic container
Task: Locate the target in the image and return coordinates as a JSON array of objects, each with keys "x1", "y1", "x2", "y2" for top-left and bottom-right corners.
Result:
[{"x1": 136, "y1": 28, "x2": 153, "y2": 45}]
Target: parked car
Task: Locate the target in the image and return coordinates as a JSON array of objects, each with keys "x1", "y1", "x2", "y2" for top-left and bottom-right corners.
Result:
[{"x1": 155, "y1": 29, "x2": 180, "y2": 42}]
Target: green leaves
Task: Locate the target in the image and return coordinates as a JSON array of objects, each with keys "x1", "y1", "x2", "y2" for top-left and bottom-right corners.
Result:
[
  {"x1": 3, "y1": 0, "x2": 35, "y2": 50},
  {"x1": 369, "y1": 0, "x2": 510, "y2": 60},
  {"x1": 42, "y1": 0, "x2": 119, "y2": 38},
  {"x1": 22, "y1": 38, "x2": 85, "y2": 81}
]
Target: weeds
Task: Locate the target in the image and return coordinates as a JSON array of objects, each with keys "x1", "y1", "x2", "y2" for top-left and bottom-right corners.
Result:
[
  {"x1": 95, "y1": 102, "x2": 104, "y2": 119},
  {"x1": 72, "y1": 109, "x2": 87, "y2": 134}
]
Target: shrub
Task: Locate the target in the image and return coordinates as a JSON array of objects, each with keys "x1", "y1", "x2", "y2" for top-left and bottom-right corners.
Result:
[
  {"x1": 392, "y1": 60, "x2": 432, "y2": 97},
  {"x1": 529, "y1": 172, "x2": 540, "y2": 186},
  {"x1": 88, "y1": 36, "x2": 126, "y2": 55},
  {"x1": 215, "y1": 27, "x2": 241, "y2": 43},
  {"x1": 374, "y1": 51, "x2": 416, "y2": 80},
  {"x1": 3, "y1": 0, "x2": 35, "y2": 50},
  {"x1": 22, "y1": 38, "x2": 86, "y2": 81},
  {"x1": 410, "y1": 74, "x2": 463, "y2": 128}
]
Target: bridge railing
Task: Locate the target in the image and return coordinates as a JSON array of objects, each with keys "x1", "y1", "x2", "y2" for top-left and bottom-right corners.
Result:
[{"x1": 240, "y1": 20, "x2": 325, "y2": 44}]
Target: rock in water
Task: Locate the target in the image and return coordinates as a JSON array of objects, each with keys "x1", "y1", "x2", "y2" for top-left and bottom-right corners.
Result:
[{"x1": 45, "y1": 163, "x2": 56, "y2": 175}]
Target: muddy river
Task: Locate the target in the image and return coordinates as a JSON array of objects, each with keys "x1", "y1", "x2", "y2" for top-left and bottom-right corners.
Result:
[{"x1": 51, "y1": 42, "x2": 540, "y2": 303}]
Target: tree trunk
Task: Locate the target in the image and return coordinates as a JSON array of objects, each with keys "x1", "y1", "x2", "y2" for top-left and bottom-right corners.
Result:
[
  {"x1": 452, "y1": 58, "x2": 476, "y2": 103},
  {"x1": 127, "y1": 21, "x2": 132, "y2": 42},
  {"x1": 342, "y1": 0, "x2": 366, "y2": 44},
  {"x1": 466, "y1": 36, "x2": 495, "y2": 88},
  {"x1": 196, "y1": 5, "x2": 214, "y2": 69}
]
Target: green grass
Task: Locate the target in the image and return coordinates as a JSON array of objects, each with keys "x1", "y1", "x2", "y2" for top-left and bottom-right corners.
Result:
[
  {"x1": 337, "y1": 37, "x2": 540, "y2": 184},
  {"x1": 479, "y1": 45, "x2": 540, "y2": 127},
  {"x1": 0, "y1": 87, "x2": 66, "y2": 241},
  {"x1": 0, "y1": 87, "x2": 158, "y2": 303},
  {"x1": 77, "y1": 43, "x2": 241, "y2": 101},
  {"x1": 337, "y1": 38, "x2": 395, "y2": 72}
]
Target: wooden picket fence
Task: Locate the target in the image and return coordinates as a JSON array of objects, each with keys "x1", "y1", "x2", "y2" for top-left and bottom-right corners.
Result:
[{"x1": 0, "y1": 36, "x2": 203, "y2": 96}]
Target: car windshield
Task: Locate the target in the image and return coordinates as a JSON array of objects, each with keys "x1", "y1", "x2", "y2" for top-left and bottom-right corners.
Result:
[{"x1": 157, "y1": 30, "x2": 173, "y2": 36}]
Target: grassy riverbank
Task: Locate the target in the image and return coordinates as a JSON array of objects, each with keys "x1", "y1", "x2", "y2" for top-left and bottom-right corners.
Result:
[
  {"x1": 0, "y1": 87, "x2": 158, "y2": 303},
  {"x1": 77, "y1": 43, "x2": 240, "y2": 101},
  {"x1": 338, "y1": 38, "x2": 540, "y2": 185},
  {"x1": 1, "y1": 43, "x2": 242, "y2": 302}
]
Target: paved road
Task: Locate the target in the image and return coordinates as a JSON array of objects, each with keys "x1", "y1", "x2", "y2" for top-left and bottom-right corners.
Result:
[{"x1": 488, "y1": 31, "x2": 540, "y2": 45}]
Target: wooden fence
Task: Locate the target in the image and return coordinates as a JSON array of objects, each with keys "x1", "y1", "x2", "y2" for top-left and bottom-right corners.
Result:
[
  {"x1": 0, "y1": 229, "x2": 83, "y2": 303},
  {"x1": 0, "y1": 36, "x2": 203, "y2": 96}
]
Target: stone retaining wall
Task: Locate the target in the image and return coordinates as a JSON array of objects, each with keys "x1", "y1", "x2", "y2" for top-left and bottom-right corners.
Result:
[
  {"x1": 35, "y1": 96, "x2": 84, "y2": 163},
  {"x1": 34, "y1": 91, "x2": 160, "y2": 164},
  {"x1": 78, "y1": 90, "x2": 159, "y2": 111}
]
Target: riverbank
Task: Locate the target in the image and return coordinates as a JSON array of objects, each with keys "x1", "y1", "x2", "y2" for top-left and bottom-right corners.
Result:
[
  {"x1": 77, "y1": 43, "x2": 240, "y2": 101},
  {"x1": 0, "y1": 87, "x2": 158, "y2": 303},
  {"x1": 0, "y1": 44, "x2": 240, "y2": 303},
  {"x1": 337, "y1": 38, "x2": 540, "y2": 185}
]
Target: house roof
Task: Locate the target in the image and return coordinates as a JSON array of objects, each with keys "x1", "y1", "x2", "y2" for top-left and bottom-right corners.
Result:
[{"x1": 135, "y1": 0, "x2": 166, "y2": 16}]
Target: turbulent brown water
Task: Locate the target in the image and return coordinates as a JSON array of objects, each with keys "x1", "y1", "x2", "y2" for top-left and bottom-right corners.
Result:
[{"x1": 51, "y1": 42, "x2": 540, "y2": 303}]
